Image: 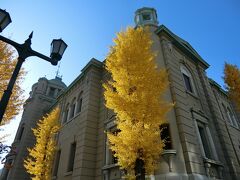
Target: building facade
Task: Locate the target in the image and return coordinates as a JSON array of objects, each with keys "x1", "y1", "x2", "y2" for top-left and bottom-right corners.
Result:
[
  {"x1": 1, "y1": 7, "x2": 240, "y2": 180},
  {"x1": 0, "y1": 77, "x2": 67, "y2": 180}
]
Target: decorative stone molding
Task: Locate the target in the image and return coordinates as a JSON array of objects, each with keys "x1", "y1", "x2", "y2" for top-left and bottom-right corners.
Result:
[
  {"x1": 203, "y1": 158, "x2": 224, "y2": 179},
  {"x1": 161, "y1": 149, "x2": 177, "y2": 172}
]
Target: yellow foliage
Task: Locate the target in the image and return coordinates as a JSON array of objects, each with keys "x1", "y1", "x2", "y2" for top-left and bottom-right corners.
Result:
[
  {"x1": 24, "y1": 108, "x2": 61, "y2": 180},
  {"x1": 224, "y1": 63, "x2": 240, "y2": 111},
  {"x1": 0, "y1": 41, "x2": 26, "y2": 125},
  {"x1": 104, "y1": 27, "x2": 173, "y2": 177}
]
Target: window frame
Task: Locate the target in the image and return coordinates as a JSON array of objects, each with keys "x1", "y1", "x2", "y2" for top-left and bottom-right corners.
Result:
[
  {"x1": 160, "y1": 123, "x2": 172, "y2": 150},
  {"x1": 197, "y1": 122, "x2": 213, "y2": 159},
  {"x1": 222, "y1": 103, "x2": 239, "y2": 128},
  {"x1": 227, "y1": 107, "x2": 239, "y2": 128},
  {"x1": 48, "y1": 87, "x2": 56, "y2": 97},
  {"x1": 67, "y1": 142, "x2": 76, "y2": 172},
  {"x1": 76, "y1": 91, "x2": 83, "y2": 114},
  {"x1": 105, "y1": 125, "x2": 119, "y2": 165},
  {"x1": 17, "y1": 125, "x2": 25, "y2": 141},
  {"x1": 180, "y1": 65, "x2": 196, "y2": 94},
  {"x1": 193, "y1": 111, "x2": 218, "y2": 160},
  {"x1": 62, "y1": 103, "x2": 70, "y2": 124},
  {"x1": 69, "y1": 98, "x2": 76, "y2": 119},
  {"x1": 53, "y1": 149, "x2": 61, "y2": 177}
]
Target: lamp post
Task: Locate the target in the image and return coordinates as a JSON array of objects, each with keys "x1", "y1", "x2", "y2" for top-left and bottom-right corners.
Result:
[{"x1": 0, "y1": 9, "x2": 67, "y2": 124}]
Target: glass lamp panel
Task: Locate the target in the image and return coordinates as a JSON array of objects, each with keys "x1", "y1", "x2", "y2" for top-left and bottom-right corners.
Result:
[
  {"x1": 59, "y1": 40, "x2": 67, "y2": 56},
  {"x1": 51, "y1": 39, "x2": 61, "y2": 54},
  {"x1": 0, "y1": 9, "x2": 11, "y2": 32}
]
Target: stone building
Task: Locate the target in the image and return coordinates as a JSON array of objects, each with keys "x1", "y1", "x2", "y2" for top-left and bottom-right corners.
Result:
[
  {"x1": 0, "y1": 77, "x2": 67, "y2": 180},
  {"x1": 1, "y1": 7, "x2": 240, "y2": 180}
]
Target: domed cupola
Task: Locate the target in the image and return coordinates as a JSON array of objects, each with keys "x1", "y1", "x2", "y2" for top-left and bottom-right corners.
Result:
[{"x1": 135, "y1": 7, "x2": 159, "y2": 27}]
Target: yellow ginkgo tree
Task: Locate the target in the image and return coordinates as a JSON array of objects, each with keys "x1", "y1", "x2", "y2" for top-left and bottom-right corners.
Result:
[
  {"x1": 224, "y1": 63, "x2": 240, "y2": 111},
  {"x1": 24, "y1": 108, "x2": 61, "y2": 180},
  {"x1": 104, "y1": 27, "x2": 173, "y2": 179},
  {"x1": 0, "y1": 41, "x2": 26, "y2": 125}
]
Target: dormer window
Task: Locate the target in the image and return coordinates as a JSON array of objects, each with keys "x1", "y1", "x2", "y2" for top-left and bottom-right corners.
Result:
[
  {"x1": 48, "y1": 87, "x2": 56, "y2": 97},
  {"x1": 142, "y1": 13, "x2": 152, "y2": 21},
  {"x1": 134, "y1": 7, "x2": 159, "y2": 27}
]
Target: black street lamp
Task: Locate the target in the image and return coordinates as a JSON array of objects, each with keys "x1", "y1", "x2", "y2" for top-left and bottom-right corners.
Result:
[{"x1": 0, "y1": 9, "x2": 67, "y2": 124}]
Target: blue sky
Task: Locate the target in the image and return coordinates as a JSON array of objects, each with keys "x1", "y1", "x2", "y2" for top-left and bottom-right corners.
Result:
[{"x1": 0, "y1": 0, "x2": 240, "y2": 160}]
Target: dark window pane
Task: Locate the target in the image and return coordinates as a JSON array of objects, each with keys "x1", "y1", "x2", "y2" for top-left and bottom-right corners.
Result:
[
  {"x1": 70, "y1": 104, "x2": 75, "y2": 118},
  {"x1": 183, "y1": 73, "x2": 193, "y2": 92},
  {"x1": 67, "y1": 142, "x2": 76, "y2": 172},
  {"x1": 142, "y1": 13, "x2": 151, "y2": 21},
  {"x1": 17, "y1": 127, "x2": 24, "y2": 141},
  {"x1": 198, "y1": 126, "x2": 212, "y2": 159},
  {"x1": 77, "y1": 98, "x2": 82, "y2": 113},
  {"x1": 112, "y1": 151, "x2": 118, "y2": 164},
  {"x1": 160, "y1": 123, "x2": 172, "y2": 150},
  {"x1": 64, "y1": 109, "x2": 69, "y2": 123},
  {"x1": 48, "y1": 87, "x2": 55, "y2": 97},
  {"x1": 53, "y1": 150, "x2": 61, "y2": 176}
]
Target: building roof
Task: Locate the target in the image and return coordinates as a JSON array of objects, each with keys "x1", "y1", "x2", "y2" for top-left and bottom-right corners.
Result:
[
  {"x1": 155, "y1": 25, "x2": 210, "y2": 69},
  {"x1": 57, "y1": 58, "x2": 102, "y2": 99},
  {"x1": 49, "y1": 76, "x2": 67, "y2": 88},
  {"x1": 208, "y1": 78, "x2": 228, "y2": 96}
]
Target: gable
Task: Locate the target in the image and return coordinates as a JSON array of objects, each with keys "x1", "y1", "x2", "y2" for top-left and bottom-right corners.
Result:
[{"x1": 155, "y1": 25, "x2": 209, "y2": 69}]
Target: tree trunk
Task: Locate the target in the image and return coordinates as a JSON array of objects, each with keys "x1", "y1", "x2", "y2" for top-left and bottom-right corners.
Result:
[{"x1": 135, "y1": 158, "x2": 145, "y2": 180}]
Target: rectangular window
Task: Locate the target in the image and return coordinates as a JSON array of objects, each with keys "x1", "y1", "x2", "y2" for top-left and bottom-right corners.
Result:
[
  {"x1": 160, "y1": 123, "x2": 172, "y2": 150},
  {"x1": 70, "y1": 104, "x2": 75, "y2": 118},
  {"x1": 197, "y1": 124, "x2": 213, "y2": 159},
  {"x1": 111, "y1": 151, "x2": 118, "y2": 164},
  {"x1": 53, "y1": 150, "x2": 61, "y2": 176},
  {"x1": 183, "y1": 73, "x2": 193, "y2": 92},
  {"x1": 227, "y1": 108, "x2": 239, "y2": 128},
  {"x1": 77, "y1": 98, "x2": 82, "y2": 113},
  {"x1": 67, "y1": 142, "x2": 76, "y2": 172},
  {"x1": 17, "y1": 126, "x2": 24, "y2": 141},
  {"x1": 64, "y1": 109, "x2": 69, "y2": 123},
  {"x1": 106, "y1": 128, "x2": 120, "y2": 165}
]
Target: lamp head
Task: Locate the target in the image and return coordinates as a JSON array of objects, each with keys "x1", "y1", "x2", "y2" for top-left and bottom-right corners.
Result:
[
  {"x1": 50, "y1": 39, "x2": 67, "y2": 65},
  {"x1": 0, "y1": 9, "x2": 12, "y2": 32}
]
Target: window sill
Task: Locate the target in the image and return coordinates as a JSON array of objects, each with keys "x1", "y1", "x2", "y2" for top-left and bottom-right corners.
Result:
[
  {"x1": 102, "y1": 163, "x2": 119, "y2": 170},
  {"x1": 186, "y1": 90, "x2": 199, "y2": 100},
  {"x1": 62, "y1": 112, "x2": 82, "y2": 126},
  {"x1": 203, "y1": 158, "x2": 224, "y2": 178},
  {"x1": 203, "y1": 158, "x2": 223, "y2": 167},
  {"x1": 64, "y1": 171, "x2": 73, "y2": 176}
]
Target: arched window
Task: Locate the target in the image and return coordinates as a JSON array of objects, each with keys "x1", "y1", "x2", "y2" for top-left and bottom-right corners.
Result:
[
  {"x1": 222, "y1": 103, "x2": 239, "y2": 128},
  {"x1": 63, "y1": 103, "x2": 70, "y2": 124},
  {"x1": 227, "y1": 107, "x2": 239, "y2": 128},
  {"x1": 76, "y1": 91, "x2": 83, "y2": 113},
  {"x1": 70, "y1": 98, "x2": 76, "y2": 119},
  {"x1": 180, "y1": 65, "x2": 195, "y2": 94}
]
